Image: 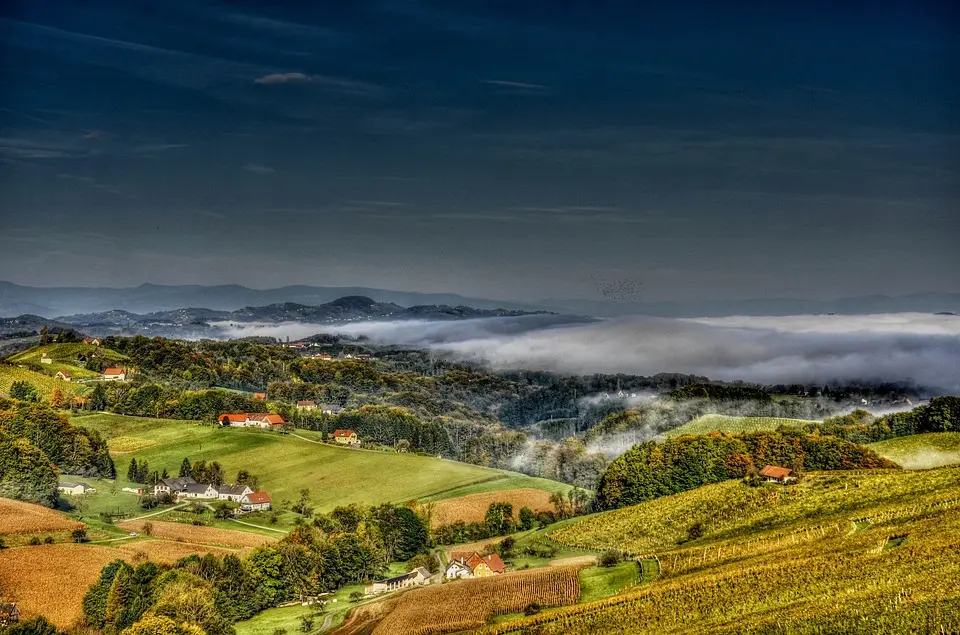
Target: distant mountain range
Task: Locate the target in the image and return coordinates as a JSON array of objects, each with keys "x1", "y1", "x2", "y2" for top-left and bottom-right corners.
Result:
[
  {"x1": 1, "y1": 281, "x2": 958, "y2": 320},
  {"x1": 0, "y1": 296, "x2": 553, "y2": 339}
]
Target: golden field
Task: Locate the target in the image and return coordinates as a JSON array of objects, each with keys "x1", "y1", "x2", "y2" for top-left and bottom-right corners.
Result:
[
  {"x1": 0, "y1": 497, "x2": 85, "y2": 535},
  {"x1": 430, "y1": 489, "x2": 555, "y2": 528},
  {"x1": 118, "y1": 519, "x2": 278, "y2": 548}
]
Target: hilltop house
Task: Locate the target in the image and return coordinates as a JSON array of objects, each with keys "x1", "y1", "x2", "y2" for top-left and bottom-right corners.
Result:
[
  {"x1": 40, "y1": 354, "x2": 52, "y2": 364},
  {"x1": 759, "y1": 465, "x2": 797, "y2": 484},
  {"x1": 447, "y1": 552, "x2": 505, "y2": 578},
  {"x1": 55, "y1": 370, "x2": 72, "y2": 381},
  {"x1": 0, "y1": 603, "x2": 20, "y2": 627},
  {"x1": 332, "y1": 429, "x2": 359, "y2": 445},
  {"x1": 296, "y1": 400, "x2": 317, "y2": 411},
  {"x1": 218, "y1": 484, "x2": 254, "y2": 502},
  {"x1": 365, "y1": 568, "x2": 431, "y2": 595},
  {"x1": 102, "y1": 368, "x2": 126, "y2": 381},
  {"x1": 240, "y1": 491, "x2": 272, "y2": 512},
  {"x1": 253, "y1": 392, "x2": 267, "y2": 400},
  {"x1": 320, "y1": 404, "x2": 342, "y2": 415},
  {"x1": 154, "y1": 476, "x2": 197, "y2": 497},
  {"x1": 58, "y1": 482, "x2": 96, "y2": 496},
  {"x1": 218, "y1": 413, "x2": 285, "y2": 428},
  {"x1": 83, "y1": 338, "x2": 102, "y2": 346}
]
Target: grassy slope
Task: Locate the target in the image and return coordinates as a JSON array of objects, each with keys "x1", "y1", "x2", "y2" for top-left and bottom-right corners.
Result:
[
  {"x1": 664, "y1": 414, "x2": 820, "y2": 437},
  {"x1": 869, "y1": 432, "x2": 960, "y2": 469},
  {"x1": 8, "y1": 343, "x2": 127, "y2": 379},
  {"x1": 0, "y1": 364, "x2": 82, "y2": 398},
  {"x1": 481, "y1": 467, "x2": 960, "y2": 634},
  {"x1": 70, "y1": 413, "x2": 570, "y2": 512}
]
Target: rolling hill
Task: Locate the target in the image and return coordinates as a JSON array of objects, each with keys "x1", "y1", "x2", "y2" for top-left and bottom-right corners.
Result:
[
  {"x1": 869, "y1": 432, "x2": 960, "y2": 469},
  {"x1": 70, "y1": 413, "x2": 571, "y2": 511},
  {"x1": 483, "y1": 466, "x2": 960, "y2": 634}
]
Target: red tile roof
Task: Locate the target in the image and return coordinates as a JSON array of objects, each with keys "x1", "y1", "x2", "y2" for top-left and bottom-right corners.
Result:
[
  {"x1": 253, "y1": 392, "x2": 267, "y2": 399},
  {"x1": 244, "y1": 492, "x2": 272, "y2": 504},
  {"x1": 450, "y1": 551, "x2": 478, "y2": 564},
  {"x1": 219, "y1": 413, "x2": 249, "y2": 423},
  {"x1": 333, "y1": 429, "x2": 357, "y2": 437},
  {"x1": 297, "y1": 400, "x2": 316, "y2": 406},
  {"x1": 483, "y1": 554, "x2": 506, "y2": 573},
  {"x1": 759, "y1": 465, "x2": 793, "y2": 479},
  {"x1": 103, "y1": 368, "x2": 124, "y2": 375}
]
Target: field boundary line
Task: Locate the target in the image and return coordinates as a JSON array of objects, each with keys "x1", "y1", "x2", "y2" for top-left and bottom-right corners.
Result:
[{"x1": 229, "y1": 518, "x2": 289, "y2": 534}]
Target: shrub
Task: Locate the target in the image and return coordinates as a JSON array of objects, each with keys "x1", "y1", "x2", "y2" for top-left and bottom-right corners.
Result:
[
  {"x1": 599, "y1": 550, "x2": 622, "y2": 567},
  {"x1": 524, "y1": 602, "x2": 543, "y2": 616},
  {"x1": 43, "y1": 536, "x2": 55, "y2": 544},
  {"x1": 28, "y1": 536, "x2": 42, "y2": 546}
]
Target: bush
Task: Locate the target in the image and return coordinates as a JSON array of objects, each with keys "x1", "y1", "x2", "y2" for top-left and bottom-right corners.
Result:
[
  {"x1": 71, "y1": 528, "x2": 88, "y2": 543},
  {"x1": 43, "y1": 536, "x2": 55, "y2": 544},
  {"x1": 349, "y1": 591, "x2": 363, "y2": 603},
  {"x1": 686, "y1": 522, "x2": 706, "y2": 542},
  {"x1": 599, "y1": 550, "x2": 622, "y2": 567},
  {"x1": 524, "y1": 603, "x2": 542, "y2": 616},
  {"x1": 498, "y1": 536, "x2": 516, "y2": 557},
  {"x1": 28, "y1": 536, "x2": 42, "y2": 546},
  {"x1": 142, "y1": 521, "x2": 153, "y2": 536}
]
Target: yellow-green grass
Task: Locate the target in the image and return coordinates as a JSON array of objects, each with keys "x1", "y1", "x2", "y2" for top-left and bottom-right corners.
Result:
[
  {"x1": 0, "y1": 363, "x2": 84, "y2": 398},
  {"x1": 664, "y1": 414, "x2": 820, "y2": 437},
  {"x1": 869, "y1": 432, "x2": 960, "y2": 469},
  {"x1": 577, "y1": 561, "x2": 642, "y2": 604},
  {"x1": 483, "y1": 466, "x2": 960, "y2": 634},
  {"x1": 9, "y1": 342, "x2": 128, "y2": 368},
  {"x1": 70, "y1": 413, "x2": 571, "y2": 513}
]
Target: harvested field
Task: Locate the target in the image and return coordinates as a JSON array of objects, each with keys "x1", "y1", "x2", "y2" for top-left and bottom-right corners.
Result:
[
  {"x1": 372, "y1": 565, "x2": 583, "y2": 635},
  {"x1": 0, "y1": 497, "x2": 85, "y2": 535},
  {"x1": 333, "y1": 597, "x2": 399, "y2": 635},
  {"x1": 0, "y1": 544, "x2": 122, "y2": 628},
  {"x1": 107, "y1": 436, "x2": 157, "y2": 453},
  {"x1": 430, "y1": 489, "x2": 555, "y2": 528},
  {"x1": 115, "y1": 538, "x2": 245, "y2": 564},
  {"x1": 118, "y1": 519, "x2": 278, "y2": 548}
]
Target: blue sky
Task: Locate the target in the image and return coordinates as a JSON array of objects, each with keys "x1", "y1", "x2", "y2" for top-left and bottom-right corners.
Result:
[{"x1": 0, "y1": 0, "x2": 957, "y2": 302}]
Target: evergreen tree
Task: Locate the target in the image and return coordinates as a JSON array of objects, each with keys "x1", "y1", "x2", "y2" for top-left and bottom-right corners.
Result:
[
  {"x1": 179, "y1": 457, "x2": 192, "y2": 478},
  {"x1": 161, "y1": 467, "x2": 169, "y2": 479},
  {"x1": 91, "y1": 383, "x2": 108, "y2": 411},
  {"x1": 127, "y1": 458, "x2": 139, "y2": 482}
]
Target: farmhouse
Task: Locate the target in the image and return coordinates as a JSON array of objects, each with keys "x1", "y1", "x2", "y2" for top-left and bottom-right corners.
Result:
[
  {"x1": 0, "y1": 603, "x2": 20, "y2": 627},
  {"x1": 759, "y1": 465, "x2": 797, "y2": 484},
  {"x1": 181, "y1": 483, "x2": 219, "y2": 499},
  {"x1": 154, "y1": 476, "x2": 197, "y2": 497},
  {"x1": 296, "y1": 400, "x2": 317, "y2": 411},
  {"x1": 55, "y1": 370, "x2": 72, "y2": 381},
  {"x1": 448, "y1": 551, "x2": 505, "y2": 578},
  {"x1": 332, "y1": 429, "x2": 360, "y2": 445},
  {"x1": 253, "y1": 392, "x2": 267, "y2": 400},
  {"x1": 218, "y1": 413, "x2": 286, "y2": 428},
  {"x1": 365, "y1": 567, "x2": 431, "y2": 595},
  {"x1": 218, "y1": 484, "x2": 254, "y2": 502},
  {"x1": 83, "y1": 338, "x2": 102, "y2": 346},
  {"x1": 57, "y1": 482, "x2": 96, "y2": 496},
  {"x1": 444, "y1": 560, "x2": 473, "y2": 580},
  {"x1": 102, "y1": 367, "x2": 126, "y2": 381},
  {"x1": 320, "y1": 404, "x2": 342, "y2": 415},
  {"x1": 240, "y1": 491, "x2": 272, "y2": 511}
]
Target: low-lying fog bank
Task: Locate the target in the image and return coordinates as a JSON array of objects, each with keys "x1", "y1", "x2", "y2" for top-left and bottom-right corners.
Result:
[{"x1": 220, "y1": 312, "x2": 960, "y2": 393}]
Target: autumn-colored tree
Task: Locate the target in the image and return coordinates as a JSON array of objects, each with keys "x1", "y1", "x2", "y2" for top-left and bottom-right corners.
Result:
[
  {"x1": 50, "y1": 387, "x2": 67, "y2": 408},
  {"x1": 122, "y1": 616, "x2": 205, "y2": 635}
]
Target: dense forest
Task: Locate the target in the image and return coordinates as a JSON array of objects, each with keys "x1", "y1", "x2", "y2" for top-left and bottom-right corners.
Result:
[
  {"x1": 801, "y1": 396, "x2": 960, "y2": 444},
  {"x1": 595, "y1": 429, "x2": 898, "y2": 510},
  {"x1": 0, "y1": 398, "x2": 115, "y2": 505}
]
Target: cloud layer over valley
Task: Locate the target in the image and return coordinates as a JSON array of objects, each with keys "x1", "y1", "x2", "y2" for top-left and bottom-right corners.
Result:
[{"x1": 221, "y1": 313, "x2": 960, "y2": 392}]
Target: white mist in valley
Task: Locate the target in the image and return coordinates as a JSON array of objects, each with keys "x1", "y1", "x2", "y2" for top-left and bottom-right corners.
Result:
[{"x1": 219, "y1": 312, "x2": 960, "y2": 392}]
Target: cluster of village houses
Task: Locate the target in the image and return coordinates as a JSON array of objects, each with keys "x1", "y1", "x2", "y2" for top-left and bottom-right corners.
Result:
[
  {"x1": 364, "y1": 551, "x2": 507, "y2": 596},
  {"x1": 153, "y1": 476, "x2": 273, "y2": 512},
  {"x1": 217, "y1": 411, "x2": 360, "y2": 445}
]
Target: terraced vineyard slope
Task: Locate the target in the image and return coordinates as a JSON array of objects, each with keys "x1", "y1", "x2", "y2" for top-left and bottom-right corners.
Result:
[
  {"x1": 869, "y1": 432, "x2": 960, "y2": 469},
  {"x1": 665, "y1": 414, "x2": 820, "y2": 437}
]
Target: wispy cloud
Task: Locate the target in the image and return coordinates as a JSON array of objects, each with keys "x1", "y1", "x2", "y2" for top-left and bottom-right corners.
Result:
[
  {"x1": 254, "y1": 72, "x2": 313, "y2": 85},
  {"x1": 253, "y1": 72, "x2": 380, "y2": 95},
  {"x1": 482, "y1": 79, "x2": 548, "y2": 90},
  {"x1": 243, "y1": 163, "x2": 275, "y2": 174}
]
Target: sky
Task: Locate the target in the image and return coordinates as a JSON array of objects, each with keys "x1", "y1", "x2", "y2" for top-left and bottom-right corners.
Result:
[{"x1": 1, "y1": 0, "x2": 958, "y2": 303}]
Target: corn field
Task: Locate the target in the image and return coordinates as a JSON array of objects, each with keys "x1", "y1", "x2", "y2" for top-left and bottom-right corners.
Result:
[
  {"x1": 0, "y1": 497, "x2": 85, "y2": 535},
  {"x1": 371, "y1": 565, "x2": 583, "y2": 635}
]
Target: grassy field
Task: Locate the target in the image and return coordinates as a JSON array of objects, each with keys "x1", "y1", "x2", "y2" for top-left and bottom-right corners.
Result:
[
  {"x1": 70, "y1": 413, "x2": 570, "y2": 512},
  {"x1": 664, "y1": 414, "x2": 821, "y2": 437},
  {"x1": 482, "y1": 466, "x2": 960, "y2": 634},
  {"x1": 869, "y1": 432, "x2": 960, "y2": 469},
  {"x1": 576, "y1": 562, "x2": 641, "y2": 604},
  {"x1": 9, "y1": 342, "x2": 127, "y2": 371}
]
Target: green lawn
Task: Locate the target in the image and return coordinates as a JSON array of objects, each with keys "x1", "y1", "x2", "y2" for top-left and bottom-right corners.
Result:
[
  {"x1": 70, "y1": 413, "x2": 570, "y2": 513},
  {"x1": 577, "y1": 562, "x2": 640, "y2": 603},
  {"x1": 869, "y1": 432, "x2": 960, "y2": 469},
  {"x1": 664, "y1": 414, "x2": 820, "y2": 437}
]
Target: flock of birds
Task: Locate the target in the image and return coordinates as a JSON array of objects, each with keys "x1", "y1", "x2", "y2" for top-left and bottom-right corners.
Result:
[{"x1": 591, "y1": 273, "x2": 644, "y2": 301}]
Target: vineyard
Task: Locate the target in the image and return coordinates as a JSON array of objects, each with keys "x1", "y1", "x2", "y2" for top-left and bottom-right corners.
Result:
[
  {"x1": 430, "y1": 488, "x2": 555, "y2": 527},
  {"x1": 482, "y1": 466, "x2": 960, "y2": 634},
  {"x1": 0, "y1": 497, "x2": 85, "y2": 535},
  {"x1": 868, "y1": 432, "x2": 960, "y2": 469},
  {"x1": 371, "y1": 565, "x2": 583, "y2": 635},
  {"x1": 665, "y1": 414, "x2": 820, "y2": 437},
  {"x1": 0, "y1": 363, "x2": 82, "y2": 399},
  {"x1": 118, "y1": 519, "x2": 279, "y2": 548}
]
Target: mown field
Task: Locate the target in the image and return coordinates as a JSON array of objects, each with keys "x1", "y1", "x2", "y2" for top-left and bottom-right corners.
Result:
[
  {"x1": 869, "y1": 432, "x2": 960, "y2": 469},
  {"x1": 665, "y1": 414, "x2": 821, "y2": 437},
  {"x1": 70, "y1": 413, "x2": 570, "y2": 511},
  {"x1": 483, "y1": 466, "x2": 960, "y2": 634},
  {"x1": 430, "y1": 488, "x2": 556, "y2": 528},
  {"x1": 117, "y1": 519, "x2": 279, "y2": 548}
]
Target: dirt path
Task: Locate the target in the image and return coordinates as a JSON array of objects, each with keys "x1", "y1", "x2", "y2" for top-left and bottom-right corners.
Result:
[
  {"x1": 229, "y1": 518, "x2": 288, "y2": 534},
  {"x1": 126, "y1": 502, "x2": 188, "y2": 522}
]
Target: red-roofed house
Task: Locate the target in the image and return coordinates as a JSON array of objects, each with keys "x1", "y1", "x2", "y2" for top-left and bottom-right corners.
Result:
[
  {"x1": 482, "y1": 553, "x2": 506, "y2": 574},
  {"x1": 332, "y1": 429, "x2": 359, "y2": 445},
  {"x1": 219, "y1": 413, "x2": 285, "y2": 428},
  {"x1": 446, "y1": 551, "x2": 504, "y2": 578},
  {"x1": 240, "y1": 491, "x2": 272, "y2": 511},
  {"x1": 759, "y1": 465, "x2": 796, "y2": 484},
  {"x1": 83, "y1": 337, "x2": 102, "y2": 346},
  {"x1": 102, "y1": 367, "x2": 126, "y2": 381},
  {"x1": 55, "y1": 370, "x2": 72, "y2": 381},
  {"x1": 253, "y1": 392, "x2": 267, "y2": 400},
  {"x1": 296, "y1": 400, "x2": 317, "y2": 411}
]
